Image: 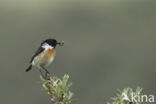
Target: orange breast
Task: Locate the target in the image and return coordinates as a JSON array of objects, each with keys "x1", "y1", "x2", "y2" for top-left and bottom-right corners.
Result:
[{"x1": 44, "y1": 48, "x2": 56, "y2": 58}]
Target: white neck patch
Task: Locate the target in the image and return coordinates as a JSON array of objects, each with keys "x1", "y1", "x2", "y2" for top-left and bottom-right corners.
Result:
[{"x1": 42, "y1": 43, "x2": 53, "y2": 50}]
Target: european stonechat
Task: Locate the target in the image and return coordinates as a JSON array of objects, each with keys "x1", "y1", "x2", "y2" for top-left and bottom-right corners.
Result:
[{"x1": 25, "y1": 39, "x2": 64, "y2": 76}]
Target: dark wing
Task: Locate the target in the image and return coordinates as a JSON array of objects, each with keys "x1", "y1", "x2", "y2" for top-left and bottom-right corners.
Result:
[{"x1": 30, "y1": 46, "x2": 45, "y2": 63}]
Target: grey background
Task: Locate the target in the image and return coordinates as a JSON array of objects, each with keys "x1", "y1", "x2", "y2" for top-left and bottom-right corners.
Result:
[{"x1": 0, "y1": 0, "x2": 156, "y2": 104}]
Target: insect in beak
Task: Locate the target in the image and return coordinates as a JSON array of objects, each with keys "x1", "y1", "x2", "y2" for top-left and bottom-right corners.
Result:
[{"x1": 57, "y1": 41, "x2": 64, "y2": 46}]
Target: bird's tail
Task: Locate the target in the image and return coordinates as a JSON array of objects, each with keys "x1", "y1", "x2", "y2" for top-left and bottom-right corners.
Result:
[{"x1": 25, "y1": 64, "x2": 32, "y2": 72}]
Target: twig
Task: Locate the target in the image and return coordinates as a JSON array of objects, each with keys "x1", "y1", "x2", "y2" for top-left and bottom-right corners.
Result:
[{"x1": 41, "y1": 73, "x2": 73, "y2": 104}]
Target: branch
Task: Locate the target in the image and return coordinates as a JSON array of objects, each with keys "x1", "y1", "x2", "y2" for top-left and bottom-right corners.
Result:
[{"x1": 40, "y1": 73, "x2": 74, "y2": 104}]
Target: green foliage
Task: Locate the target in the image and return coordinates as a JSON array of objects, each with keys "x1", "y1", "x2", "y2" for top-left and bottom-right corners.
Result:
[
  {"x1": 40, "y1": 74, "x2": 74, "y2": 104},
  {"x1": 107, "y1": 87, "x2": 142, "y2": 104},
  {"x1": 40, "y1": 74, "x2": 143, "y2": 104}
]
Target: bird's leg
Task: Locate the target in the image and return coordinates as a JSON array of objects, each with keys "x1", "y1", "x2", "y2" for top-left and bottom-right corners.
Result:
[
  {"x1": 42, "y1": 67, "x2": 50, "y2": 74},
  {"x1": 39, "y1": 68, "x2": 45, "y2": 78},
  {"x1": 41, "y1": 67, "x2": 50, "y2": 79}
]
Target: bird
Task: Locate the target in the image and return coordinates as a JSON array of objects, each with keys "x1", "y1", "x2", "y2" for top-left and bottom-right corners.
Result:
[{"x1": 25, "y1": 38, "x2": 64, "y2": 77}]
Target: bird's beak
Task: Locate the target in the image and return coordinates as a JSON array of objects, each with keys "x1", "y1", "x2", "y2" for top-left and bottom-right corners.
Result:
[{"x1": 57, "y1": 41, "x2": 64, "y2": 46}]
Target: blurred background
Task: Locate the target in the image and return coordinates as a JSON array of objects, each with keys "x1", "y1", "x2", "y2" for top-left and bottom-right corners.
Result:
[{"x1": 0, "y1": 0, "x2": 156, "y2": 104}]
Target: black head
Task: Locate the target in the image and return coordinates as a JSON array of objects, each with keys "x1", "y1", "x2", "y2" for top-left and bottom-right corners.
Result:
[{"x1": 41, "y1": 39, "x2": 58, "y2": 48}]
